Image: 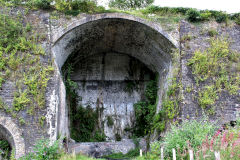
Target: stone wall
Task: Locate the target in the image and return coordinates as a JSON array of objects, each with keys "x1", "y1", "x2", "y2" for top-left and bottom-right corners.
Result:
[
  {"x1": 0, "y1": 6, "x2": 239, "y2": 158},
  {"x1": 180, "y1": 21, "x2": 240, "y2": 123}
]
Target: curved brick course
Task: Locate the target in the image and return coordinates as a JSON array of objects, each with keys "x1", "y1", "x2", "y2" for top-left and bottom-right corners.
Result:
[{"x1": 0, "y1": 116, "x2": 25, "y2": 159}]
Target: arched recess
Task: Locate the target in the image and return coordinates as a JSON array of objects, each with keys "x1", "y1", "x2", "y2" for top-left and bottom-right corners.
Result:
[
  {"x1": 0, "y1": 116, "x2": 25, "y2": 159},
  {"x1": 51, "y1": 13, "x2": 178, "y2": 140}
]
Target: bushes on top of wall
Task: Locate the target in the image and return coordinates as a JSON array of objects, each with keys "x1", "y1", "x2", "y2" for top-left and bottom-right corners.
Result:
[{"x1": 109, "y1": 0, "x2": 154, "y2": 10}]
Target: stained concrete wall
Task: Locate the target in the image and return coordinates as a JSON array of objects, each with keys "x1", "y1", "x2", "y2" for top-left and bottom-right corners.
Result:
[{"x1": 70, "y1": 52, "x2": 155, "y2": 139}]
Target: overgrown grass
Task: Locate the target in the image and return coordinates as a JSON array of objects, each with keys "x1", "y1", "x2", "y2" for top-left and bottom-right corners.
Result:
[
  {"x1": 102, "y1": 148, "x2": 140, "y2": 159},
  {"x1": 60, "y1": 154, "x2": 104, "y2": 160}
]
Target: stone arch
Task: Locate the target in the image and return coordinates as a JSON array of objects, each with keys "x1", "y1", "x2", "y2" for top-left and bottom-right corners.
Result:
[
  {"x1": 0, "y1": 115, "x2": 25, "y2": 159},
  {"x1": 51, "y1": 13, "x2": 178, "y2": 139}
]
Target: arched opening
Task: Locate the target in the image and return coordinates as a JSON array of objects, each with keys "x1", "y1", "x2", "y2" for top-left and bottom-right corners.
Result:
[
  {"x1": 0, "y1": 125, "x2": 14, "y2": 159},
  {"x1": 52, "y1": 13, "x2": 177, "y2": 150}
]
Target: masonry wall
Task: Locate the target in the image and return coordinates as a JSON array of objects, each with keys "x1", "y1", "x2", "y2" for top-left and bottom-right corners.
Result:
[{"x1": 0, "y1": 6, "x2": 239, "y2": 158}]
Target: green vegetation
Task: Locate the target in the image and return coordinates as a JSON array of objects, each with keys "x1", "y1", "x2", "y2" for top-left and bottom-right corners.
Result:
[
  {"x1": 162, "y1": 118, "x2": 216, "y2": 158},
  {"x1": 109, "y1": 0, "x2": 154, "y2": 10},
  {"x1": 1, "y1": 0, "x2": 239, "y2": 26},
  {"x1": 103, "y1": 148, "x2": 140, "y2": 159},
  {"x1": 70, "y1": 105, "x2": 106, "y2": 142},
  {"x1": 0, "y1": 139, "x2": 11, "y2": 159},
  {"x1": 60, "y1": 154, "x2": 104, "y2": 160},
  {"x1": 0, "y1": 9, "x2": 53, "y2": 126},
  {"x1": 20, "y1": 139, "x2": 60, "y2": 160},
  {"x1": 132, "y1": 78, "x2": 158, "y2": 137},
  {"x1": 188, "y1": 37, "x2": 240, "y2": 114},
  {"x1": 63, "y1": 65, "x2": 105, "y2": 142},
  {"x1": 198, "y1": 85, "x2": 218, "y2": 109},
  {"x1": 107, "y1": 115, "x2": 114, "y2": 127},
  {"x1": 208, "y1": 28, "x2": 218, "y2": 37}
]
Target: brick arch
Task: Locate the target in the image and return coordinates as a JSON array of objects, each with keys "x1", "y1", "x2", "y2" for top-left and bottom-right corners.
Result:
[{"x1": 0, "y1": 116, "x2": 25, "y2": 159}]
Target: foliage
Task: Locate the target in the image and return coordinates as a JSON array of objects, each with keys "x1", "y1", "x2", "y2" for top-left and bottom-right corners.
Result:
[
  {"x1": 63, "y1": 65, "x2": 106, "y2": 142},
  {"x1": 153, "y1": 118, "x2": 216, "y2": 159},
  {"x1": 0, "y1": 10, "x2": 53, "y2": 126},
  {"x1": 102, "y1": 148, "x2": 140, "y2": 159},
  {"x1": 60, "y1": 154, "x2": 104, "y2": 160},
  {"x1": 107, "y1": 115, "x2": 114, "y2": 127},
  {"x1": 20, "y1": 139, "x2": 60, "y2": 160},
  {"x1": 196, "y1": 126, "x2": 240, "y2": 160},
  {"x1": 0, "y1": 139, "x2": 11, "y2": 159},
  {"x1": 215, "y1": 12, "x2": 228, "y2": 23},
  {"x1": 109, "y1": 0, "x2": 154, "y2": 10},
  {"x1": 208, "y1": 28, "x2": 218, "y2": 37},
  {"x1": 32, "y1": 0, "x2": 53, "y2": 9},
  {"x1": 132, "y1": 79, "x2": 158, "y2": 137},
  {"x1": 188, "y1": 38, "x2": 229, "y2": 81},
  {"x1": 54, "y1": 0, "x2": 105, "y2": 15},
  {"x1": 200, "y1": 11, "x2": 212, "y2": 21},
  {"x1": 188, "y1": 37, "x2": 239, "y2": 113},
  {"x1": 198, "y1": 85, "x2": 218, "y2": 110},
  {"x1": 143, "y1": 5, "x2": 189, "y2": 15},
  {"x1": 234, "y1": 15, "x2": 240, "y2": 25},
  {"x1": 186, "y1": 8, "x2": 201, "y2": 22},
  {"x1": 70, "y1": 105, "x2": 106, "y2": 142}
]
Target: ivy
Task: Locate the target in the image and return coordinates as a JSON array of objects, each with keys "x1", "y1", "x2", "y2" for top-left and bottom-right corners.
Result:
[
  {"x1": 63, "y1": 64, "x2": 106, "y2": 142},
  {"x1": 131, "y1": 78, "x2": 158, "y2": 137}
]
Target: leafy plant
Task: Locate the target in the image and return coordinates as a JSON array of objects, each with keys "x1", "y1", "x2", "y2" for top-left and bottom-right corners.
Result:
[
  {"x1": 19, "y1": 139, "x2": 60, "y2": 160},
  {"x1": 133, "y1": 79, "x2": 158, "y2": 137},
  {"x1": 109, "y1": 0, "x2": 154, "y2": 10},
  {"x1": 215, "y1": 12, "x2": 228, "y2": 23},
  {"x1": 161, "y1": 118, "x2": 216, "y2": 159},
  {"x1": 208, "y1": 28, "x2": 218, "y2": 37},
  {"x1": 198, "y1": 85, "x2": 218, "y2": 109},
  {"x1": 186, "y1": 8, "x2": 201, "y2": 22},
  {"x1": 0, "y1": 139, "x2": 11, "y2": 159},
  {"x1": 102, "y1": 148, "x2": 140, "y2": 159},
  {"x1": 107, "y1": 116, "x2": 114, "y2": 127},
  {"x1": 32, "y1": 0, "x2": 53, "y2": 9}
]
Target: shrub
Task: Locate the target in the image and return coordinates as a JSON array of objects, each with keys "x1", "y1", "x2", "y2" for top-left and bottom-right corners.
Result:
[
  {"x1": 208, "y1": 28, "x2": 218, "y2": 37},
  {"x1": 133, "y1": 79, "x2": 158, "y2": 137},
  {"x1": 55, "y1": 0, "x2": 105, "y2": 15},
  {"x1": 200, "y1": 11, "x2": 212, "y2": 21},
  {"x1": 215, "y1": 12, "x2": 228, "y2": 23},
  {"x1": 20, "y1": 139, "x2": 60, "y2": 160},
  {"x1": 235, "y1": 15, "x2": 240, "y2": 25},
  {"x1": 109, "y1": 0, "x2": 154, "y2": 10},
  {"x1": 197, "y1": 125, "x2": 240, "y2": 160},
  {"x1": 161, "y1": 118, "x2": 216, "y2": 158},
  {"x1": 0, "y1": 139, "x2": 11, "y2": 159},
  {"x1": 33, "y1": 0, "x2": 53, "y2": 9},
  {"x1": 198, "y1": 85, "x2": 218, "y2": 109},
  {"x1": 186, "y1": 8, "x2": 201, "y2": 22}
]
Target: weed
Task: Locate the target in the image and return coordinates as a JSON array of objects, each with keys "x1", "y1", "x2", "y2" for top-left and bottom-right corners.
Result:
[
  {"x1": 208, "y1": 28, "x2": 218, "y2": 37},
  {"x1": 198, "y1": 85, "x2": 218, "y2": 109},
  {"x1": 107, "y1": 116, "x2": 114, "y2": 127}
]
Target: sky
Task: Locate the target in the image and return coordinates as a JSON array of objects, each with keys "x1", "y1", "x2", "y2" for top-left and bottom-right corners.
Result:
[{"x1": 97, "y1": 0, "x2": 240, "y2": 13}]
